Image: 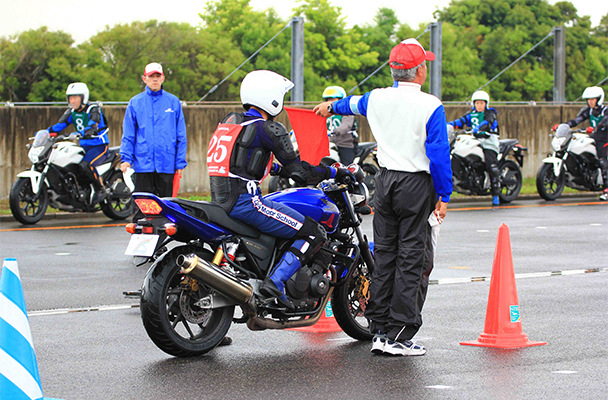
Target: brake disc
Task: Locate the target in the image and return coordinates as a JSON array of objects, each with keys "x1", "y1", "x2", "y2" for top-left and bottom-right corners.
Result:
[{"x1": 179, "y1": 289, "x2": 211, "y2": 325}]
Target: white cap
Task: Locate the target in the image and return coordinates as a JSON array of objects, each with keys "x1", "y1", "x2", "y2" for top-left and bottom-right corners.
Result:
[{"x1": 144, "y1": 62, "x2": 164, "y2": 76}]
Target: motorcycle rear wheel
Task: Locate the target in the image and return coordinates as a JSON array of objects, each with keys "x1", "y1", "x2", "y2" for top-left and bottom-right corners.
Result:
[
  {"x1": 332, "y1": 258, "x2": 374, "y2": 341},
  {"x1": 498, "y1": 160, "x2": 522, "y2": 203},
  {"x1": 9, "y1": 178, "x2": 48, "y2": 225},
  {"x1": 536, "y1": 163, "x2": 564, "y2": 201},
  {"x1": 101, "y1": 171, "x2": 134, "y2": 220},
  {"x1": 140, "y1": 247, "x2": 234, "y2": 357}
]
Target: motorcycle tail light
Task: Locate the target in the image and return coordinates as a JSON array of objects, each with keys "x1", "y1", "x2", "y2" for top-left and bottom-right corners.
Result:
[
  {"x1": 125, "y1": 223, "x2": 137, "y2": 234},
  {"x1": 142, "y1": 226, "x2": 154, "y2": 234},
  {"x1": 135, "y1": 199, "x2": 162, "y2": 215},
  {"x1": 164, "y1": 224, "x2": 177, "y2": 236}
]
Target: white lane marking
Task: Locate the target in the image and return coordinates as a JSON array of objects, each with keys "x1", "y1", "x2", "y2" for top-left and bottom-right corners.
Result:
[
  {"x1": 552, "y1": 370, "x2": 578, "y2": 374},
  {"x1": 426, "y1": 385, "x2": 453, "y2": 389},
  {"x1": 535, "y1": 226, "x2": 547, "y2": 229},
  {"x1": 590, "y1": 223, "x2": 602, "y2": 226},
  {"x1": 477, "y1": 230, "x2": 490, "y2": 232},
  {"x1": 55, "y1": 253, "x2": 71, "y2": 256},
  {"x1": 28, "y1": 303, "x2": 139, "y2": 317},
  {"x1": 430, "y1": 268, "x2": 607, "y2": 285},
  {"x1": 326, "y1": 337, "x2": 356, "y2": 342}
]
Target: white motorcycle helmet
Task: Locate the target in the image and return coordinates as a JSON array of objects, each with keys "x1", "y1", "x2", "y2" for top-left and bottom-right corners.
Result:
[
  {"x1": 581, "y1": 86, "x2": 604, "y2": 106},
  {"x1": 240, "y1": 70, "x2": 294, "y2": 117},
  {"x1": 471, "y1": 90, "x2": 490, "y2": 108},
  {"x1": 66, "y1": 82, "x2": 89, "y2": 108}
]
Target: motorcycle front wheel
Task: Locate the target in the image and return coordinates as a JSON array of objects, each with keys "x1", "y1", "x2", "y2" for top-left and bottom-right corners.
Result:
[
  {"x1": 140, "y1": 247, "x2": 234, "y2": 357},
  {"x1": 536, "y1": 163, "x2": 564, "y2": 201},
  {"x1": 9, "y1": 178, "x2": 48, "y2": 225},
  {"x1": 498, "y1": 160, "x2": 522, "y2": 203},
  {"x1": 101, "y1": 171, "x2": 134, "y2": 220},
  {"x1": 332, "y1": 257, "x2": 374, "y2": 341}
]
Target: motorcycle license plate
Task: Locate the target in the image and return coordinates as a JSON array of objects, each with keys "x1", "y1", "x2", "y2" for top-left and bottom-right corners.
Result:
[{"x1": 124, "y1": 234, "x2": 160, "y2": 257}]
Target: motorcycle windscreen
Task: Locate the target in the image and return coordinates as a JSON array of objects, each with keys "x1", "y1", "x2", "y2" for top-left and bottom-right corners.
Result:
[{"x1": 264, "y1": 188, "x2": 340, "y2": 233}]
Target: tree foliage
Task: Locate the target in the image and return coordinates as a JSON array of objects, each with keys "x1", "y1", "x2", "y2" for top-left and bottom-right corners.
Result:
[{"x1": 0, "y1": 0, "x2": 606, "y2": 103}]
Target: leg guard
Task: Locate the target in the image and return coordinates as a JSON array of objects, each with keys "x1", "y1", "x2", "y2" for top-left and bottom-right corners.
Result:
[
  {"x1": 292, "y1": 216, "x2": 327, "y2": 265},
  {"x1": 489, "y1": 163, "x2": 500, "y2": 196}
]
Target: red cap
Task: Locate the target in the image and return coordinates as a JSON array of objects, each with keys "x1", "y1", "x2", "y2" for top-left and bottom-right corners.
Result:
[
  {"x1": 144, "y1": 62, "x2": 164, "y2": 76},
  {"x1": 389, "y1": 38, "x2": 435, "y2": 70}
]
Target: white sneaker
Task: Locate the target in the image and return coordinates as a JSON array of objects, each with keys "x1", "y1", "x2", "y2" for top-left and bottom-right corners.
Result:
[
  {"x1": 600, "y1": 190, "x2": 608, "y2": 201},
  {"x1": 384, "y1": 340, "x2": 427, "y2": 356},
  {"x1": 371, "y1": 333, "x2": 387, "y2": 354}
]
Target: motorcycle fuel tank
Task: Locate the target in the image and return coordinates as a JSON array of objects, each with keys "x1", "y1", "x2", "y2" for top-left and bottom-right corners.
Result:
[
  {"x1": 452, "y1": 135, "x2": 484, "y2": 161},
  {"x1": 49, "y1": 142, "x2": 85, "y2": 167},
  {"x1": 264, "y1": 187, "x2": 340, "y2": 233},
  {"x1": 569, "y1": 133, "x2": 597, "y2": 157}
]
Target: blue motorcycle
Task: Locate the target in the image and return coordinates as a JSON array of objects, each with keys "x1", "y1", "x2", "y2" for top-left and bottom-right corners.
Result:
[{"x1": 125, "y1": 167, "x2": 375, "y2": 357}]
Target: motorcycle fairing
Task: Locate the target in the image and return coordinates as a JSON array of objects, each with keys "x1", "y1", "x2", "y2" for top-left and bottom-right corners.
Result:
[
  {"x1": 264, "y1": 187, "x2": 340, "y2": 233},
  {"x1": 132, "y1": 193, "x2": 233, "y2": 243}
]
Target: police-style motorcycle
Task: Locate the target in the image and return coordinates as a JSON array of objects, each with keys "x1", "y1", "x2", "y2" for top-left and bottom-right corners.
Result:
[
  {"x1": 536, "y1": 124, "x2": 605, "y2": 200},
  {"x1": 9, "y1": 129, "x2": 134, "y2": 224},
  {"x1": 448, "y1": 126, "x2": 526, "y2": 203},
  {"x1": 124, "y1": 165, "x2": 375, "y2": 357}
]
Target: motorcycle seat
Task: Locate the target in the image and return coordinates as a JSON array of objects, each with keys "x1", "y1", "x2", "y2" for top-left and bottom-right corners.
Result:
[
  {"x1": 106, "y1": 146, "x2": 120, "y2": 162},
  {"x1": 499, "y1": 139, "x2": 518, "y2": 152},
  {"x1": 170, "y1": 198, "x2": 261, "y2": 238}
]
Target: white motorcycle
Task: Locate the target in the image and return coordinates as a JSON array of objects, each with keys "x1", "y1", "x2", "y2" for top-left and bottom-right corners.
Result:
[
  {"x1": 448, "y1": 126, "x2": 526, "y2": 203},
  {"x1": 536, "y1": 124, "x2": 605, "y2": 200},
  {"x1": 9, "y1": 129, "x2": 135, "y2": 224}
]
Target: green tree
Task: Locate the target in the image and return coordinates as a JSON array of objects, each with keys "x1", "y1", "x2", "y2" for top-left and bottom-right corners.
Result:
[
  {"x1": 0, "y1": 27, "x2": 81, "y2": 102},
  {"x1": 435, "y1": 0, "x2": 608, "y2": 101}
]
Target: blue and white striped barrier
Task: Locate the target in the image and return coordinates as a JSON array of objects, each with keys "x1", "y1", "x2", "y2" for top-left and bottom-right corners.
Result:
[{"x1": 0, "y1": 258, "x2": 56, "y2": 400}]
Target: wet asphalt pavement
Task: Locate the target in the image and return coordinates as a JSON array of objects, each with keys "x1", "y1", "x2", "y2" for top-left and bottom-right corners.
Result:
[{"x1": 1, "y1": 197, "x2": 607, "y2": 399}]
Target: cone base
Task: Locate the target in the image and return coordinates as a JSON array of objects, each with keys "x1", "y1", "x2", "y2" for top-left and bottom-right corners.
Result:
[
  {"x1": 460, "y1": 332, "x2": 546, "y2": 349},
  {"x1": 288, "y1": 319, "x2": 343, "y2": 333}
]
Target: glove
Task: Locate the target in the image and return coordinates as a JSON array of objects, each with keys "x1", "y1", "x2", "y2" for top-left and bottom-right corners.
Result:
[
  {"x1": 269, "y1": 163, "x2": 282, "y2": 176},
  {"x1": 473, "y1": 131, "x2": 489, "y2": 139},
  {"x1": 472, "y1": 126, "x2": 479, "y2": 134},
  {"x1": 49, "y1": 132, "x2": 57, "y2": 138},
  {"x1": 552, "y1": 124, "x2": 559, "y2": 131},
  {"x1": 586, "y1": 126, "x2": 594, "y2": 134},
  {"x1": 334, "y1": 167, "x2": 355, "y2": 184}
]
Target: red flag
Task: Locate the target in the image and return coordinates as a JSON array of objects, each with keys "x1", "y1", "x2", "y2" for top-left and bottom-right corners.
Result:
[
  {"x1": 172, "y1": 171, "x2": 181, "y2": 197},
  {"x1": 285, "y1": 107, "x2": 329, "y2": 165}
]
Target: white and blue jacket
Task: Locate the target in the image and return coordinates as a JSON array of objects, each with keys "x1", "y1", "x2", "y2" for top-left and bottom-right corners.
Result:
[
  {"x1": 121, "y1": 86, "x2": 188, "y2": 174},
  {"x1": 332, "y1": 81, "x2": 452, "y2": 202}
]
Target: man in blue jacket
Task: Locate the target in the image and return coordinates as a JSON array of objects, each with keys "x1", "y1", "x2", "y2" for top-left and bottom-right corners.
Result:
[
  {"x1": 314, "y1": 38, "x2": 452, "y2": 357},
  {"x1": 120, "y1": 62, "x2": 188, "y2": 222}
]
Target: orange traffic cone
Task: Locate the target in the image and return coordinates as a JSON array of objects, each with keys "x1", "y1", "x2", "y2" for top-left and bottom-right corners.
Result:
[
  {"x1": 460, "y1": 224, "x2": 547, "y2": 349},
  {"x1": 290, "y1": 300, "x2": 343, "y2": 333}
]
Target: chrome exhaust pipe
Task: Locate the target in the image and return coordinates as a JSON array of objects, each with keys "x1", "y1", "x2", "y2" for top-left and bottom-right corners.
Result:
[{"x1": 177, "y1": 253, "x2": 253, "y2": 304}]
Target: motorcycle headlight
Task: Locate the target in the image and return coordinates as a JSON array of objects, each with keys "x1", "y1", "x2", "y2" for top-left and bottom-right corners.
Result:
[
  {"x1": 350, "y1": 183, "x2": 369, "y2": 206},
  {"x1": 551, "y1": 137, "x2": 566, "y2": 152},
  {"x1": 28, "y1": 147, "x2": 43, "y2": 164}
]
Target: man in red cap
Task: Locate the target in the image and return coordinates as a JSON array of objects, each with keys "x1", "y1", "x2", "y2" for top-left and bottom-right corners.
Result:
[
  {"x1": 314, "y1": 38, "x2": 452, "y2": 357},
  {"x1": 120, "y1": 62, "x2": 188, "y2": 223}
]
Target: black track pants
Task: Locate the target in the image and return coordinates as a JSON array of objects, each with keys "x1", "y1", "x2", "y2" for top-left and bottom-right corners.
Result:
[{"x1": 365, "y1": 168, "x2": 434, "y2": 341}]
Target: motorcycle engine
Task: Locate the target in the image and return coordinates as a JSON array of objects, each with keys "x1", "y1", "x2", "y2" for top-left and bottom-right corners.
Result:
[{"x1": 285, "y1": 266, "x2": 330, "y2": 310}]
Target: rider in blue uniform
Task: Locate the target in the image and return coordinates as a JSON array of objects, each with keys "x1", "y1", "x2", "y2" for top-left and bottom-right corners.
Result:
[
  {"x1": 48, "y1": 82, "x2": 110, "y2": 204},
  {"x1": 448, "y1": 90, "x2": 500, "y2": 205},
  {"x1": 208, "y1": 70, "x2": 352, "y2": 309}
]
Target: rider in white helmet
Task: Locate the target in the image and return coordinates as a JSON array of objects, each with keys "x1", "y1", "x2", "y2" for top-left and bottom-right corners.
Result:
[
  {"x1": 448, "y1": 90, "x2": 501, "y2": 205},
  {"x1": 47, "y1": 82, "x2": 110, "y2": 204},
  {"x1": 208, "y1": 70, "x2": 353, "y2": 309},
  {"x1": 562, "y1": 86, "x2": 607, "y2": 200},
  {"x1": 323, "y1": 86, "x2": 359, "y2": 165}
]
